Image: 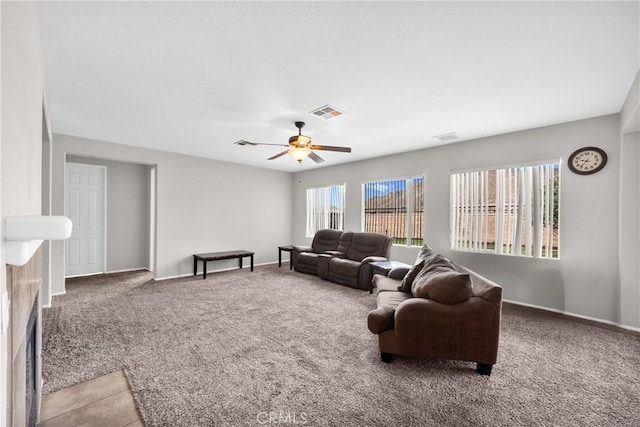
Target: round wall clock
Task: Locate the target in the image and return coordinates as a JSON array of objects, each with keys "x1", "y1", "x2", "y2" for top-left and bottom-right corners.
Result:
[{"x1": 568, "y1": 146, "x2": 607, "y2": 175}]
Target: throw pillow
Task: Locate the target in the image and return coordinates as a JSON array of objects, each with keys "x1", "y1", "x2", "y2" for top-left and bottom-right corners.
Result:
[
  {"x1": 411, "y1": 253, "x2": 454, "y2": 286},
  {"x1": 411, "y1": 254, "x2": 473, "y2": 304},
  {"x1": 412, "y1": 271, "x2": 472, "y2": 304},
  {"x1": 397, "y1": 259, "x2": 425, "y2": 292},
  {"x1": 415, "y1": 244, "x2": 434, "y2": 261}
]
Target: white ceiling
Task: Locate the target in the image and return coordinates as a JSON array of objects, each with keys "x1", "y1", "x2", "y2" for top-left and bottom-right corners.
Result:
[{"x1": 39, "y1": 1, "x2": 639, "y2": 173}]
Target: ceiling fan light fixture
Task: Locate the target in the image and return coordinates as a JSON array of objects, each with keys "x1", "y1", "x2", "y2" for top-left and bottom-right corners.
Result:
[
  {"x1": 234, "y1": 121, "x2": 350, "y2": 164},
  {"x1": 289, "y1": 146, "x2": 311, "y2": 162},
  {"x1": 289, "y1": 134, "x2": 311, "y2": 146}
]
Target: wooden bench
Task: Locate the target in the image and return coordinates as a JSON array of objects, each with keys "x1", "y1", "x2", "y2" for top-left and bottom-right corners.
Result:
[{"x1": 193, "y1": 250, "x2": 254, "y2": 279}]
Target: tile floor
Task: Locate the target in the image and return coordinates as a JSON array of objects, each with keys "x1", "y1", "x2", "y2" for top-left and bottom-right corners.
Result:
[{"x1": 39, "y1": 370, "x2": 144, "y2": 427}]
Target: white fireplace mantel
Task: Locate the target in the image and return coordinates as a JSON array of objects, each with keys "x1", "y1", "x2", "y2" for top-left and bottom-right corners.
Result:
[{"x1": 4, "y1": 216, "x2": 72, "y2": 266}]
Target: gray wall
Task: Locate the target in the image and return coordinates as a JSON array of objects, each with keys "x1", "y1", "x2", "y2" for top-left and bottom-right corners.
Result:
[
  {"x1": 51, "y1": 134, "x2": 292, "y2": 291},
  {"x1": 0, "y1": 3, "x2": 48, "y2": 424},
  {"x1": 292, "y1": 114, "x2": 636, "y2": 327},
  {"x1": 66, "y1": 155, "x2": 150, "y2": 273}
]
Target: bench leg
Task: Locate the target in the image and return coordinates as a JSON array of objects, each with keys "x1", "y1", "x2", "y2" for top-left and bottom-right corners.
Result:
[
  {"x1": 203, "y1": 261, "x2": 207, "y2": 279},
  {"x1": 193, "y1": 256, "x2": 197, "y2": 276},
  {"x1": 239, "y1": 257, "x2": 243, "y2": 269},
  {"x1": 250, "y1": 254, "x2": 254, "y2": 271}
]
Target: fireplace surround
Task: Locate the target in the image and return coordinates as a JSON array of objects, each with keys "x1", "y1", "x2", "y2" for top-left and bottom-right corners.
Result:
[
  {"x1": 25, "y1": 297, "x2": 38, "y2": 427},
  {"x1": 7, "y1": 247, "x2": 42, "y2": 426}
]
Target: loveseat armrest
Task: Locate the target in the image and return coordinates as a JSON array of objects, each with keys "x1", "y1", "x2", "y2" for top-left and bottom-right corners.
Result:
[
  {"x1": 323, "y1": 250, "x2": 347, "y2": 258},
  {"x1": 388, "y1": 267, "x2": 410, "y2": 280},
  {"x1": 317, "y1": 253, "x2": 332, "y2": 279},
  {"x1": 292, "y1": 245, "x2": 314, "y2": 270},
  {"x1": 292, "y1": 245, "x2": 313, "y2": 254},
  {"x1": 361, "y1": 255, "x2": 388, "y2": 264},
  {"x1": 358, "y1": 256, "x2": 388, "y2": 290}
]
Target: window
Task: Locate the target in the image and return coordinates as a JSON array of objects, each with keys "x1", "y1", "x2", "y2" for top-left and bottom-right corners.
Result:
[
  {"x1": 306, "y1": 184, "x2": 345, "y2": 237},
  {"x1": 450, "y1": 161, "x2": 560, "y2": 258},
  {"x1": 363, "y1": 176, "x2": 424, "y2": 246}
]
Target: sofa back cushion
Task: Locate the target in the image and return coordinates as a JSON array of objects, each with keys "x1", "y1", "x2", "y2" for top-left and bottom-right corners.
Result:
[
  {"x1": 336, "y1": 231, "x2": 354, "y2": 254},
  {"x1": 346, "y1": 232, "x2": 393, "y2": 262},
  {"x1": 411, "y1": 254, "x2": 472, "y2": 304},
  {"x1": 456, "y1": 265, "x2": 503, "y2": 306},
  {"x1": 311, "y1": 229, "x2": 343, "y2": 252}
]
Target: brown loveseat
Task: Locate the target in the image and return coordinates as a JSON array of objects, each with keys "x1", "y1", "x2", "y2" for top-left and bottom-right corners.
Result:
[
  {"x1": 293, "y1": 230, "x2": 393, "y2": 290},
  {"x1": 367, "y1": 245, "x2": 502, "y2": 375}
]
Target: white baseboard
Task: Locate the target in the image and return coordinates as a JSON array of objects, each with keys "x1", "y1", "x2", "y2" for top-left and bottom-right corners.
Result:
[
  {"x1": 105, "y1": 267, "x2": 150, "y2": 274},
  {"x1": 66, "y1": 267, "x2": 149, "y2": 279},
  {"x1": 503, "y1": 299, "x2": 640, "y2": 332},
  {"x1": 155, "y1": 261, "x2": 279, "y2": 282}
]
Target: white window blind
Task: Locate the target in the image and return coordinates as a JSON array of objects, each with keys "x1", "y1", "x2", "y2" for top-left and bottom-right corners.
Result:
[
  {"x1": 306, "y1": 184, "x2": 345, "y2": 237},
  {"x1": 451, "y1": 162, "x2": 560, "y2": 258}
]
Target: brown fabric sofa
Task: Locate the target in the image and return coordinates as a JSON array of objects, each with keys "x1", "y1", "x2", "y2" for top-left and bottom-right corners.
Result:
[
  {"x1": 367, "y1": 245, "x2": 502, "y2": 375},
  {"x1": 293, "y1": 230, "x2": 393, "y2": 290}
]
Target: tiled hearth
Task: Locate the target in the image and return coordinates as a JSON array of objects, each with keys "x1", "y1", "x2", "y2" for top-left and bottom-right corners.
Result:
[{"x1": 7, "y1": 247, "x2": 42, "y2": 426}]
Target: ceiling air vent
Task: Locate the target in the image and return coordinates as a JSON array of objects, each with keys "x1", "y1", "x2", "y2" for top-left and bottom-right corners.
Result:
[
  {"x1": 310, "y1": 105, "x2": 345, "y2": 119},
  {"x1": 433, "y1": 132, "x2": 459, "y2": 142}
]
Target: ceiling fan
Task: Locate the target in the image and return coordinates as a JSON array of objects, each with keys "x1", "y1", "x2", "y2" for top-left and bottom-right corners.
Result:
[{"x1": 234, "y1": 121, "x2": 351, "y2": 164}]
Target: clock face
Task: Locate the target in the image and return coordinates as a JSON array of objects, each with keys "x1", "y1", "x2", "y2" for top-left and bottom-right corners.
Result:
[{"x1": 568, "y1": 147, "x2": 607, "y2": 175}]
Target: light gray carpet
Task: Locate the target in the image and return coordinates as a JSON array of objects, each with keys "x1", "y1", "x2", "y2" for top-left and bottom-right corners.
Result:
[{"x1": 42, "y1": 266, "x2": 640, "y2": 426}]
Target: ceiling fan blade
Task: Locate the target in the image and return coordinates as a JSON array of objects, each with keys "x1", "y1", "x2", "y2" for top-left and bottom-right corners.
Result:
[
  {"x1": 267, "y1": 150, "x2": 290, "y2": 160},
  {"x1": 234, "y1": 140, "x2": 258, "y2": 146},
  {"x1": 308, "y1": 151, "x2": 325, "y2": 164},
  {"x1": 309, "y1": 144, "x2": 351, "y2": 153},
  {"x1": 234, "y1": 140, "x2": 288, "y2": 147}
]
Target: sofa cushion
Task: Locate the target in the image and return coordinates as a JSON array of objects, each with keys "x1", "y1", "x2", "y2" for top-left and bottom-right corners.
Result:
[
  {"x1": 410, "y1": 254, "x2": 472, "y2": 304},
  {"x1": 397, "y1": 259, "x2": 425, "y2": 292},
  {"x1": 378, "y1": 289, "x2": 412, "y2": 308},
  {"x1": 373, "y1": 274, "x2": 406, "y2": 294}
]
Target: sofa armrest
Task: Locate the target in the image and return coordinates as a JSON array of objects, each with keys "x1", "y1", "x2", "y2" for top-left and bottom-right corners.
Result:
[
  {"x1": 388, "y1": 267, "x2": 410, "y2": 280},
  {"x1": 367, "y1": 306, "x2": 395, "y2": 334}
]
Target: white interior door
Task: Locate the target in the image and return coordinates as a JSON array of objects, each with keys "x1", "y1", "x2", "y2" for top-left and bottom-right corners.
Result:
[{"x1": 65, "y1": 162, "x2": 106, "y2": 277}]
